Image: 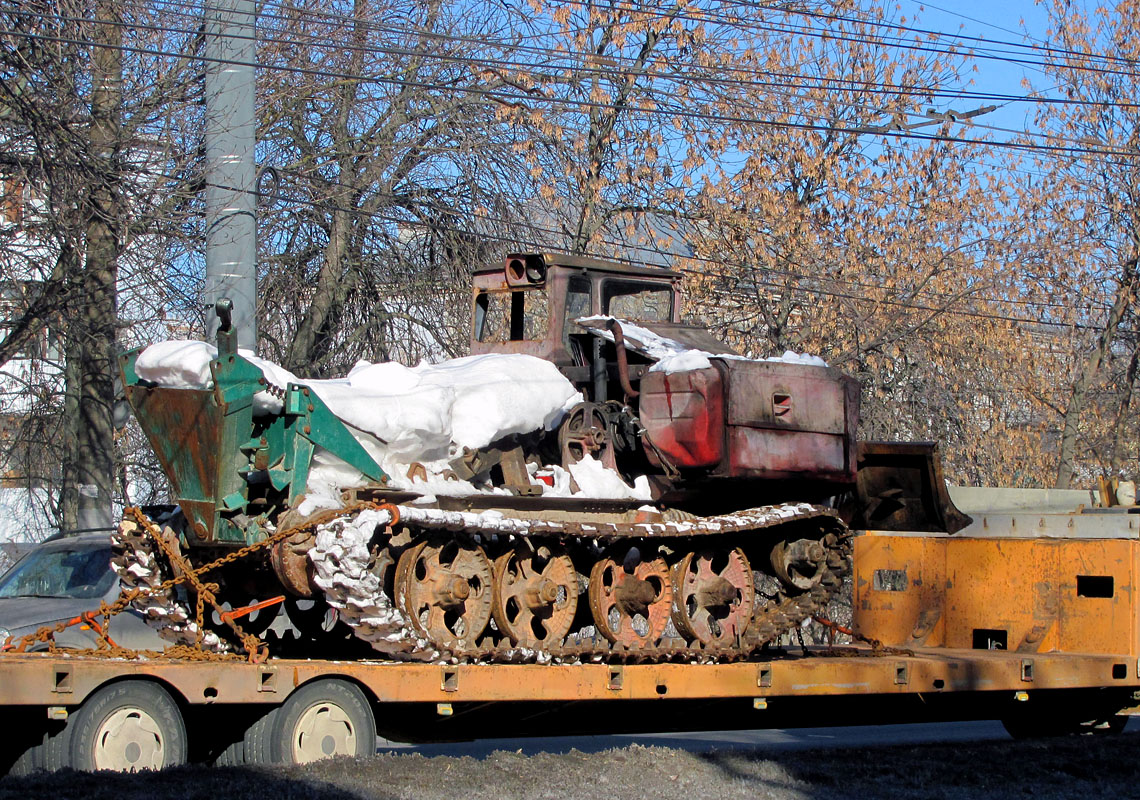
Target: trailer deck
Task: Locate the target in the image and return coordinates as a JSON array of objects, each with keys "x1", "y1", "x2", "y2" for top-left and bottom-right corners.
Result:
[{"x1": 0, "y1": 646, "x2": 1135, "y2": 709}]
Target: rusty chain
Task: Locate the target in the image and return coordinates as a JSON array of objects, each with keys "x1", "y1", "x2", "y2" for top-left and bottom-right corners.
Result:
[
  {"x1": 2, "y1": 500, "x2": 396, "y2": 662},
  {"x1": 123, "y1": 502, "x2": 398, "y2": 662},
  {"x1": 809, "y1": 615, "x2": 916, "y2": 657}
]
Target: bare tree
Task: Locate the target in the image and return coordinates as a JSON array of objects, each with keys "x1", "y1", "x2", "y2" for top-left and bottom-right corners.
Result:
[
  {"x1": 255, "y1": 0, "x2": 540, "y2": 374},
  {"x1": 1020, "y1": 3, "x2": 1140, "y2": 488},
  {"x1": 0, "y1": 0, "x2": 202, "y2": 535}
]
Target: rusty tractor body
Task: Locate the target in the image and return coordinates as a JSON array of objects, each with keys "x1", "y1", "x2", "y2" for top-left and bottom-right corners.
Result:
[
  {"x1": 112, "y1": 254, "x2": 968, "y2": 665},
  {"x1": 471, "y1": 253, "x2": 958, "y2": 520},
  {"x1": 471, "y1": 253, "x2": 860, "y2": 507}
]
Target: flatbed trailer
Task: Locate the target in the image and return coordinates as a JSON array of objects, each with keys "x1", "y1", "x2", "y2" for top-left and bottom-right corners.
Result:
[
  {"x1": 1, "y1": 645, "x2": 1131, "y2": 709},
  {"x1": 3, "y1": 496, "x2": 1140, "y2": 774}
]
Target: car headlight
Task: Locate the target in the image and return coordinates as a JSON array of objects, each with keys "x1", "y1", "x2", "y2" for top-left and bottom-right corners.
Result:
[{"x1": 0, "y1": 627, "x2": 11, "y2": 648}]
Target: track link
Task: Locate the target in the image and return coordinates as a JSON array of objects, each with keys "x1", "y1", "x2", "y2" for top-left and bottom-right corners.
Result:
[
  {"x1": 311, "y1": 502, "x2": 852, "y2": 664},
  {"x1": 113, "y1": 502, "x2": 851, "y2": 664}
]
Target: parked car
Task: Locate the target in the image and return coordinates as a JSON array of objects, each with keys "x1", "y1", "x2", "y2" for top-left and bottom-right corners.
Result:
[{"x1": 0, "y1": 532, "x2": 166, "y2": 651}]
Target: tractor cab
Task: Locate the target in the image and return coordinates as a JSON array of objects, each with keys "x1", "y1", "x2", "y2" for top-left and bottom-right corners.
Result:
[{"x1": 470, "y1": 252, "x2": 725, "y2": 401}]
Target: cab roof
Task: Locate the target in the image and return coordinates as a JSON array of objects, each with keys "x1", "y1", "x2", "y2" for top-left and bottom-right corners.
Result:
[{"x1": 473, "y1": 252, "x2": 682, "y2": 281}]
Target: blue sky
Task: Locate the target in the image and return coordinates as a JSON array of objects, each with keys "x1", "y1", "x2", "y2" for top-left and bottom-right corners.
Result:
[{"x1": 901, "y1": 1, "x2": 1061, "y2": 134}]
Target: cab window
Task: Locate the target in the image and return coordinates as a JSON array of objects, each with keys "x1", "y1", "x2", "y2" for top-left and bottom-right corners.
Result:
[
  {"x1": 474, "y1": 288, "x2": 549, "y2": 342},
  {"x1": 563, "y1": 276, "x2": 592, "y2": 345},
  {"x1": 602, "y1": 280, "x2": 673, "y2": 321}
]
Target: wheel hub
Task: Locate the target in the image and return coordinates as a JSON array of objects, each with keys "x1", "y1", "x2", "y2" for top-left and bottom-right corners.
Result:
[
  {"x1": 771, "y1": 538, "x2": 828, "y2": 592},
  {"x1": 292, "y1": 702, "x2": 356, "y2": 764},
  {"x1": 396, "y1": 539, "x2": 493, "y2": 649},
  {"x1": 671, "y1": 549, "x2": 755, "y2": 646},
  {"x1": 589, "y1": 555, "x2": 672, "y2": 647},
  {"x1": 93, "y1": 708, "x2": 165, "y2": 772}
]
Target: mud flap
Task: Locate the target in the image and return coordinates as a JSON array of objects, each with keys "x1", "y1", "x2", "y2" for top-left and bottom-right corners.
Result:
[{"x1": 848, "y1": 441, "x2": 972, "y2": 533}]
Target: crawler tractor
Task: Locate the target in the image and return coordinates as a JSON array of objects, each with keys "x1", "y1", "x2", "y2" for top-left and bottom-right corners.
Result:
[{"x1": 116, "y1": 253, "x2": 968, "y2": 662}]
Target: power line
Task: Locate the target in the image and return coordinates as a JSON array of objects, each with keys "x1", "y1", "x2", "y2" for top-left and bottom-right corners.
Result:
[
  {"x1": 110, "y1": 2, "x2": 1140, "y2": 157},
  {"x1": 531, "y1": 0, "x2": 1140, "y2": 79},
  {"x1": 145, "y1": 164, "x2": 1116, "y2": 331},
  {"x1": 97, "y1": 0, "x2": 1140, "y2": 111},
  {"x1": 252, "y1": 0, "x2": 1140, "y2": 99},
  {"x1": 7, "y1": 17, "x2": 1140, "y2": 165},
  {"x1": 34, "y1": 0, "x2": 1016, "y2": 109}
]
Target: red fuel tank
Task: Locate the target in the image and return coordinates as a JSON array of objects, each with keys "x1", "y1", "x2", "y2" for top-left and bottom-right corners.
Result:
[
  {"x1": 639, "y1": 359, "x2": 859, "y2": 484},
  {"x1": 639, "y1": 366, "x2": 725, "y2": 468}
]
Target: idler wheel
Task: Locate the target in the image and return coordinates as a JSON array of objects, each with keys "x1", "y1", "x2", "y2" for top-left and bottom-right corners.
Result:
[
  {"x1": 670, "y1": 548, "x2": 755, "y2": 646},
  {"x1": 395, "y1": 539, "x2": 493, "y2": 649},
  {"x1": 491, "y1": 544, "x2": 579, "y2": 648},
  {"x1": 269, "y1": 532, "x2": 317, "y2": 598},
  {"x1": 588, "y1": 551, "x2": 672, "y2": 647},
  {"x1": 770, "y1": 537, "x2": 828, "y2": 593},
  {"x1": 559, "y1": 402, "x2": 616, "y2": 471}
]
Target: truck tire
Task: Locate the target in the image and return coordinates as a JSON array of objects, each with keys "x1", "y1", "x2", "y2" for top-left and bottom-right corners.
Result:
[
  {"x1": 4, "y1": 719, "x2": 69, "y2": 776},
  {"x1": 68, "y1": 681, "x2": 187, "y2": 772},
  {"x1": 214, "y1": 705, "x2": 279, "y2": 766},
  {"x1": 270, "y1": 679, "x2": 375, "y2": 764}
]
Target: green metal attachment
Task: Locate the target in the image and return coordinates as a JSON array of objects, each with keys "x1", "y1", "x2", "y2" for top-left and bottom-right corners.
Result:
[{"x1": 119, "y1": 304, "x2": 389, "y2": 547}]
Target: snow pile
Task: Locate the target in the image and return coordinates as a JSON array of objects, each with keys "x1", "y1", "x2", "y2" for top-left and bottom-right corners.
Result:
[
  {"x1": 578, "y1": 316, "x2": 694, "y2": 361},
  {"x1": 567, "y1": 456, "x2": 652, "y2": 501},
  {"x1": 136, "y1": 340, "x2": 589, "y2": 503},
  {"x1": 576, "y1": 316, "x2": 828, "y2": 373},
  {"x1": 765, "y1": 350, "x2": 829, "y2": 367},
  {"x1": 300, "y1": 449, "x2": 380, "y2": 515},
  {"x1": 651, "y1": 350, "x2": 713, "y2": 374},
  {"x1": 137, "y1": 343, "x2": 580, "y2": 454},
  {"x1": 649, "y1": 346, "x2": 830, "y2": 374},
  {"x1": 526, "y1": 457, "x2": 651, "y2": 501},
  {"x1": 310, "y1": 355, "x2": 579, "y2": 459},
  {"x1": 135, "y1": 340, "x2": 297, "y2": 414}
]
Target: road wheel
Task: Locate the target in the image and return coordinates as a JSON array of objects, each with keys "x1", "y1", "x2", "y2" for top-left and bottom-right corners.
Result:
[
  {"x1": 68, "y1": 681, "x2": 187, "y2": 772},
  {"x1": 271, "y1": 679, "x2": 375, "y2": 765}
]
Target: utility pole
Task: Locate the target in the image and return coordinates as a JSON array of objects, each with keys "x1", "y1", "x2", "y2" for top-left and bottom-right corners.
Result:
[
  {"x1": 69, "y1": 0, "x2": 122, "y2": 534},
  {"x1": 203, "y1": 0, "x2": 257, "y2": 349}
]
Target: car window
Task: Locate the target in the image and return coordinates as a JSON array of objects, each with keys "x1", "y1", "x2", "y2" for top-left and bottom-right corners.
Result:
[
  {"x1": 0, "y1": 544, "x2": 117, "y2": 600},
  {"x1": 563, "y1": 276, "x2": 591, "y2": 346}
]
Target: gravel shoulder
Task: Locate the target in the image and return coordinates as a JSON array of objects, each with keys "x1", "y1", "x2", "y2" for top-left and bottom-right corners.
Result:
[{"x1": 2, "y1": 729, "x2": 1138, "y2": 800}]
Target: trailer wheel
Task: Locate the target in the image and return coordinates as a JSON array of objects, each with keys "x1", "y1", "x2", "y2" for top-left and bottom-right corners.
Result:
[
  {"x1": 4, "y1": 719, "x2": 70, "y2": 776},
  {"x1": 214, "y1": 706, "x2": 279, "y2": 766},
  {"x1": 271, "y1": 679, "x2": 375, "y2": 764},
  {"x1": 68, "y1": 681, "x2": 187, "y2": 772}
]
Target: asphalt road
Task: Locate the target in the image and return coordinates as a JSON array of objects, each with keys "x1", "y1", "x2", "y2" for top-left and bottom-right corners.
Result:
[
  {"x1": 375, "y1": 716, "x2": 1140, "y2": 758},
  {"x1": 3, "y1": 718, "x2": 1139, "y2": 800}
]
